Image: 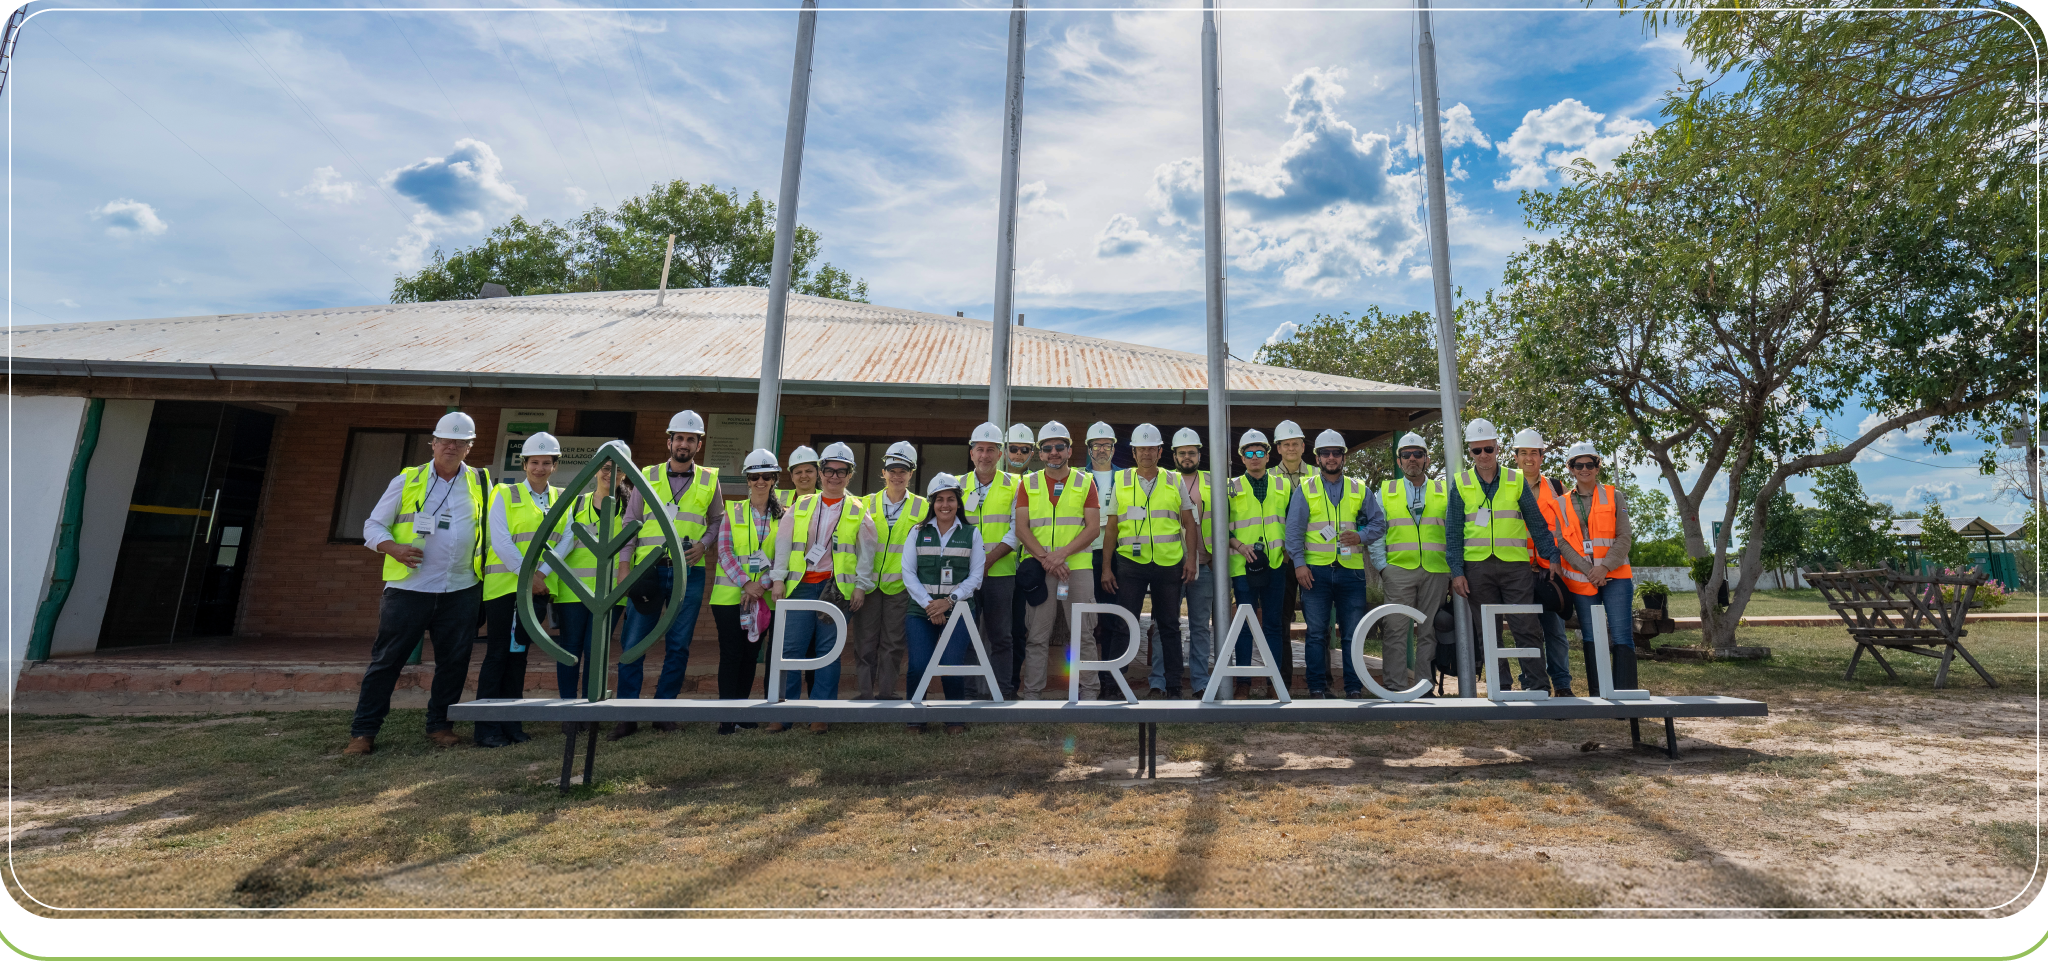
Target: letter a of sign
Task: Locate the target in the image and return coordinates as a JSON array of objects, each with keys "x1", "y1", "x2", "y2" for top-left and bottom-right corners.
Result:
[
  {"x1": 1200, "y1": 604, "x2": 1291, "y2": 702},
  {"x1": 912, "y1": 604, "x2": 1005, "y2": 703}
]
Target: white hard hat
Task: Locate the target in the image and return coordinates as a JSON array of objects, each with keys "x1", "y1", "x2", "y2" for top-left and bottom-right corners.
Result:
[
  {"x1": 820, "y1": 441, "x2": 857, "y2": 467},
  {"x1": 1564, "y1": 441, "x2": 1603, "y2": 464},
  {"x1": 1512, "y1": 428, "x2": 1548, "y2": 450},
  {"x1": 1273, "y1": 420, "x2": 1304, "y2": 442},
  {"x1": 605, "y1": 440, "x2": 633, "y2": 463},
  {"x1": 1238, "y1": 429, "x2": 1270, "y2": 451},
  {"x1": 884, "y1": 441, "x2": 918, "y2": 469},
  {"x1": 520, "y1": 431, "x2": 563, "y2": 458},
  {"x1": 742, "y1": 448, "x2": 781, "y2": 475},
  {"x1": 1008, "y1": 423, "x2": 1036, "y2": 445},
  {"x1": 787, "y1": 445, "x2": 820, "y2": 467},
  {"x1": 1086, "y1": 421, "x2": 1116, "y2": 443},
  {"x1": 433, "y1": 411, "x2": 477, "y2": 440},
  {"x1": 1313, "y1": 429, "x2": 1346, "y2": 451},
  {"x1": 1129, "y1": 423, "x2": 1164, "y2": 447},
  {"x1": 970, "y1": 422, "x2": 1005, "y2": 446},
  {"x1": 925, "y1": 472, "x2": 964, "y2": 498},
  {"x1": 666, "y1": 410, "x2": 706, "y2": 435},
  {"x1": 1464, "y1": 418, "x2": 1500, "y2": 444},
  {"x1": 1172, "y1": 427, "x2": 1203, "y2": 449},
  {"x1": 1038, "y1": 420, "x2": 1071, "y2": 444},
  {"x1": 1397, "y1": 432, "x2": 1428, "y2": 452}
]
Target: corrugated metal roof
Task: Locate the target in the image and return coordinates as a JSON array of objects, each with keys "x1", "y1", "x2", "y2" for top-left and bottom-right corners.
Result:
[
  {"x1": 7, "y1": 288, "x2": 1443, "y2": 407},
  {"x1": 1885, "y1": 517, "x2": 2014, "y2": 539}
]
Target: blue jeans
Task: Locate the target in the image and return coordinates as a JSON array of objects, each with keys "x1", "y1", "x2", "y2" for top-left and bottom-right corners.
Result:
[
  {"x1": 1153, "y1": 563, "x2": 1217, "y2": 695},
  {"x1": 906, "y1": 603, "x2": 973, "y2": 725},
  {"x1": 553, "y1": 602, "x2": 626, "y2": 699},
  {"x1": 778, "y1": 579, "x2": 844, "y2": 703},
  {"x1": 1231, "y1": 569, "x2": 1289, "y2": 677},
  {"x1": 1571, "y1": 576, "x2": 1638, "y2": 692},
  {"x1": 1301, "y1": 564, "x2": 1369, "y2": 694},
  {"x1": 618, "y1": 565, "x2": 706, "y2": 700}
]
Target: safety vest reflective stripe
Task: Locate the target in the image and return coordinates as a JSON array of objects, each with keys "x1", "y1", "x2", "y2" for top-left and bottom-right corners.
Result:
[
  {"x1": 633, "y1": 464, "x2": 719, "y2": 565},
  {"x1": 394, "y1": 512, "x2": 416, "y2": 525},
  {"x1": 1026, "y1": 471, "x2": 1096, "y2": 571},
  {"x1": 1455, "y1": 467, "x2": 1531, "y2": 563},
  {"x1": 873, "y1": 493, "x2": 927, "y2": 592},
  {"x1": 384, "y1": 464, "x2": 489, "y2": 583}
]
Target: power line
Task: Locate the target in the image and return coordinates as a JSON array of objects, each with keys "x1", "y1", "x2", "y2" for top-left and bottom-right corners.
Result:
[
  {"x1": 8, "y1": 299, "x2": 61, "y2": 324},
  {"x1": 540, "y1": 36, "x2": 616, "y2": 206},
  {"x1": 43, "y1": 29, "x2": 376, "y2": 299},
  {"x1": 472, "y1": 1, "x2": 573, "y2": 197},
  {"x1": 625, "y1": 26, "x2": 675, "y2": 178},
  {"x1": 1821, "y1": 426, "x2": 1980, "y2": 469},
  {"x1": 592, "y1": 45, "x2": 647, "y2": 192},
  {"x1": 375, "y1": 2, "x2": 475, "y2": 143}
]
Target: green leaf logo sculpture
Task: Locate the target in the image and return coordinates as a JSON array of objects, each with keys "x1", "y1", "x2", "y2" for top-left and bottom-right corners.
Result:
[{"x1": 514, "y1": 440, "x2": 688, "y2": 703}]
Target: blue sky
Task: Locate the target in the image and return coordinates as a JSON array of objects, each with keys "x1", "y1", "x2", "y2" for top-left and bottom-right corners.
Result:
[{"x1": 6, "y1": 0, "x2": 2030, "y2": 528}]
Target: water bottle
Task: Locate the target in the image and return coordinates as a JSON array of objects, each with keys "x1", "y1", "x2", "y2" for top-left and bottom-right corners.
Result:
[
  {"x1": 1056, "y1": 579, "x2": 1069, "y2": 602},
  {"x1": 741, "y1": 606, "x2": 759, "y2": 643}
]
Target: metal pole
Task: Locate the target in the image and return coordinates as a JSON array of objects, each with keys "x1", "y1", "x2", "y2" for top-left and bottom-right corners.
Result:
[
  {"x1": 988, "y1": 0, "x2": 1027, "y2": 427},
  {"x1": 1200, "y1": 0, "x2": 1233, "y2": 652},
  {"x1": 755, "y1": 0, "x2": 818, "y2": 453},
  {"x1": 654, "y1": 233, "x2": 676, "y2": 308},
  {"x1": 1416, "y1": 0, "x2": 1474, "y2": 697}
]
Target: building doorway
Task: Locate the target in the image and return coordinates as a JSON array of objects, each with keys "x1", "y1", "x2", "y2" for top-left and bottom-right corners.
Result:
[{"x1": 98, "y1": 401, "x2": 277, "y2": 647}]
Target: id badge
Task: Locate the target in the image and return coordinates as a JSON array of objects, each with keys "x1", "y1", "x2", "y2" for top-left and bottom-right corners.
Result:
[
  {"x1": 747, "y1": 552, "x2": 769, "y2": 574},
  {"x1": 1319, "y1": 524, "x2": 1337, "y2": 542},
  {"x1": 1475, "y1": 508, "x2": 1491, "y2": 527},
  {"x1": 965, "y1": 490, "x2": 982, "y2": 512}
]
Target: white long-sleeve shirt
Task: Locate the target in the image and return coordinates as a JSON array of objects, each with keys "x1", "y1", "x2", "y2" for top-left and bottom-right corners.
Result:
[
  {"x1": 363, "y1": 465, "x2": 482, "y2": 594},
  {"x1": 489, "y1": 482, "x2": 572, "y2": 582},
  {"x1": 772, "y1": 493, "x2": 880, "y2": 591},
  {"x1": 899, "y1": 519, "x2": 986, "y2": 606}
]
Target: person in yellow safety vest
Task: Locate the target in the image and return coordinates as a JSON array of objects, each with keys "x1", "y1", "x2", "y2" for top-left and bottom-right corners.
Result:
[
  {"x1": 710, "y1": 448, "x2": 788, "y2": 734},
  {"x1": 962, "y1": 422, "x2": 1023, "y2": 700},
  {"x1": 476, "y1": 430, "x2": 570, "y2": 748},
  {"x1": 1100, "y1": 423, "x2": 1199, "y2": 698},
  {"x1": 1269, "y1": 420, "x2": 1311, "y2": 682},
  {"x1": 851, "y1": 441, "x2": 926, "y2": 701},
  {"x1": 1368, "y1": 433, "x2": 1451, "y2": 692},
  {"x1": 1080, "y1": 421, "x2": 1123, "y2": 697},
  {"x1": 1556, "y1": 441, "x2": 1640, "y2": 696},
  {"x1": 1513, "y1": 427, "x2": 1577, "y2": 696},
  {"x1": 776, "y1": 444, "x2": 821, "y2": 508},
  {"x1": 768, "y1": 441, "x2": 879, "y2": 733},
  {"x1": 1002, "y1": 422, "x2": 1038, "y2": 688},
  {"x1": 1447, "y1": 418, "x2": 1564, "y2": 695},
  {"x1": 611, "y1": 410, "x2": 723, "y2": 741},
  {"x1": 1159, "y1": 428, "x2": 1219, "y2": 697},
  {"x1": 1012, "y1": 420, "x2": 1103, "y2": 700},
  {"x1": 1284, "y1": 429, "x2": 1387, "y2": 699},
  {"x1": 1226, "y1": 429, "x2": 1294, "y2": 698},
  {"x1": 347, "y1": 411, "x2": 493, "y2": 756},
  {"x1": 551, "y1": 446, "x2": 632, "y2": 713}
]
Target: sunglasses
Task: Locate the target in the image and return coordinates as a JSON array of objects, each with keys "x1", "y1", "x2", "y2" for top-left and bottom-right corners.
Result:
[
  {"x1": 1316, "y1": 448, "x2": 1346, "y2": 458},
  {"x1": 1469, "y1": 445, "x2": 1497, "y2": 455},
  {"x1": 746, "y1": 473, "x2": 779, "y2": 483},
  {"x1": 1040, "y1": 443, "x2": 1069, "y2": 452},
  {"x1": 821, "y1": 466, "x2": 852, "y2": 477},
  {"x1": 885, "y1": 465, "x2": 913, "y2": 472},
  {"x1": 1241, "y1": 448, "x2": 1268, "y2": 457},
  {"x1": 1007, "y1": 445, "x2": 1034, "y2": 454},
  {"x1": 1570, "y1": 461, "x2": 1600, "y2": 471},
  {"x1": 1398, "y1": 450, "x2": 1428, "y2": 459}
]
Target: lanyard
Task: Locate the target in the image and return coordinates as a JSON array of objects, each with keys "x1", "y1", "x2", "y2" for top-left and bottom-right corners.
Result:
[{"x1": 424, "y1": 469, "x2": 462, "y2": 519}]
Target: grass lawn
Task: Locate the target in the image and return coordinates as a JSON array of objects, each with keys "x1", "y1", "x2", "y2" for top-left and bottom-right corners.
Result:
[
  {"x1": 1654, "y1": 588, "x2": 2044, "y2": 618},
  {"x1": 6, "y1": 623, "x2": 2037, "y2": 917}
]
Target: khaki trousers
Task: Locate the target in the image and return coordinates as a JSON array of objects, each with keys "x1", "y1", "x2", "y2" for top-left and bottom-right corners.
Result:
[
  {"x1": 852, "y1": 589, "x2": 909, "y2": 699},
  {"x1": 1020, "y1": 576, "x2": 1099, "y2": 700},
  {"x1": 1379, "y1": 564, "x2": 1450, "y2": 689}
]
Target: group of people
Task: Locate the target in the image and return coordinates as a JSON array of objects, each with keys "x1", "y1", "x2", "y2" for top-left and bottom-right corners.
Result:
[{"x1": 339, "y1": 409, "x2": 1640, "y2": 755}]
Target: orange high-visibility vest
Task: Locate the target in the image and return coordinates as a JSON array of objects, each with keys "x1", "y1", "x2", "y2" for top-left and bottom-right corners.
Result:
[
  {"x1": 1527, "y1": 477, "x2": 1565, "y2": 571},
  {"x1": 1556, "y1": 483, "x2": 1633, "y2": 595}
]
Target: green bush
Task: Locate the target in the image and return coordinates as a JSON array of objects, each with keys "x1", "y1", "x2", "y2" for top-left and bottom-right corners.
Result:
[{"x1": 1633, "y1": 537, "x2": 1688, "y2": 567}]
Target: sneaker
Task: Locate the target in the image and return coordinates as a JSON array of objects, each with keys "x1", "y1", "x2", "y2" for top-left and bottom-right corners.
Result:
[
  {"x1": 607, "y1": 721, "x2": 639, "y2": 741},
  {"x1": 342, "y1": 736, "x2": 374, "y2": 756},
  {"x1": 475, "y1": 733, "x2": 512, "y2": 749},
  {"x1": 1145, "y1": 687, "x2": 1166, "y2": 700},
  {"x1": 1345, "y1": 688, "x2": 1363, "y2": 699},
  {"x1": 1556, "y1": 686, "x2": 1577, "y2": 698},
  {"x1": 509, "y1": 730, "x2": 533, "y2": 743},
  {"x1": 1166, "y1": 689, "x2": 1183, "y2": 700},
  {"x1": 1308, "y1": 690, "x2": 1327, "y2": 700},
  {"x1": 716, "y1": 723, "x2": 738, "y2": 736}
]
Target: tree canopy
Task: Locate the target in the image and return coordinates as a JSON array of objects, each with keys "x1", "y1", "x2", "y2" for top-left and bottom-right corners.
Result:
[{"x1": 391, "y1": 180, "x2": 869, "y2": 304}]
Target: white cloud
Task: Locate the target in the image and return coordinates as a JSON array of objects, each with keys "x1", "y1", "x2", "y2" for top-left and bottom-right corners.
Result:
[
  {"x1": 56, "y1": 298, "x2": 78, "y2": 309},
  {"x1": 1408, "y1": 264, "x2": 1433, "y2": 280},
  {"x1": 380, "y1": 139, "x2": 527, "y2": 269},
  {"x1": 1440, "y1": 103, "x2": 1491, "y2": 149},
  {"x1": 1906, "y1": 482, "x2": 1963, "y2": 505},
  {"x1": 1264, "y1": 320, "x2": 1298, "y2": 347},
  {"x1": 1494, "y1": 98, "x2": 1654, "y2": 191},
  {"x1": 288, "y1": 166, "x2": 360, "y2": 204},
  {"x1": 93, "y1": 199, "x2": 168, "y2": 238},
  {"x1": 564, "y1": 185, "x2": 590, "y2": 209},
  {"x1": 1019, "y1": 181, "x2": 1069, "y2": 220},
  {"x1": 1094, "y1": 212, "x2": 1170, "y2": 260},
  {"x1": 1014, "y1": 259, "x2": 1072, "y2": 296}
]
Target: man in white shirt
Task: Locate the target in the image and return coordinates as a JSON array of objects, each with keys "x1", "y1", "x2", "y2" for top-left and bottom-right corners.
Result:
[{"x1": 348, "y1": 412, "x2": 494, "y2": 755}]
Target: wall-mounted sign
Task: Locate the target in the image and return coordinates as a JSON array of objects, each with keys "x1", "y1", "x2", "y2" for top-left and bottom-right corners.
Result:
[{"x1": 494, "y1": 409, "x2": 558, "y2": 484}]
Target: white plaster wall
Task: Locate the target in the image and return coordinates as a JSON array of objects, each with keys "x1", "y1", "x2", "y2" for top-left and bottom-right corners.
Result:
[
  {"x1": 1633, "y1": 565, "x2": 1810, "y2": 593},
  {"x1": 49, "y1": 400, "x2": 153, "y2": 656},
  {"x1": 7, "y1": 396, "x2": 87, "y2": 696}
]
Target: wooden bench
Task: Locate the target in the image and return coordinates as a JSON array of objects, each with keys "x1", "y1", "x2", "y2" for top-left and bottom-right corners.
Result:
[{"x1": 1804, "y1": 567, "x2": 1997, "y2": 689}]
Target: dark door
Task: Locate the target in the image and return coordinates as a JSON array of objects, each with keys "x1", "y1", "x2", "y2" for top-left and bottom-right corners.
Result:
[{"x1": 99, "y1": 402, "x2": 276, "y2": 647}]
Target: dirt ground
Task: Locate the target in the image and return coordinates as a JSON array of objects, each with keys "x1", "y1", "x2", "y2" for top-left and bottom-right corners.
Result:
[{"x1": 4, "y1": 623, "x2": 2039, "y2": 917}]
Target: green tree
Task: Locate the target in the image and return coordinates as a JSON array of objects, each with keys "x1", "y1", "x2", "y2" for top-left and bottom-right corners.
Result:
[
  {"x1": 1736, "y1": 470, "x2": 1805, "y2": 585},
  {"x1": 1916, "y1": 499, "x2": 1974, "y2": 571},
  {"x1": 391, "y1": 180, "x2": 868, "y2": 303},
  {"x1": 1618, "y1": 477, "x2": 1676, "y2": 543},
  {"x1": 1804, "y1": 460, "x2": 1901, "y2": 570}
]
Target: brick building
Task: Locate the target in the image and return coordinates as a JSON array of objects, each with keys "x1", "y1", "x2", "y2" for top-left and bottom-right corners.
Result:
[{"x1": 5, "y1": 287, "x2": 1448, "y2": 698}]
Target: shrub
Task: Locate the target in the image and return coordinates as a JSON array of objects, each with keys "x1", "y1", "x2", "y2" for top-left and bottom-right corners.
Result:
[
  {"x1": 1633, "y1": 537, "x2": 1688, "y2": 567},
  {"x1": 1635, "y1": 578, "x2": 1671, "y2": 600},
  {"x1": 1938, "y1": 570, "x2": 2010, "y2": 609}
]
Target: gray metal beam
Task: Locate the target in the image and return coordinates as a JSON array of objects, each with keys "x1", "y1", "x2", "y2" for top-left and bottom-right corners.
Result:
[
  {"x1": 755, "y1": 0, "x2": 819, "y2": 452},
  {"x1": 451, "y1": 695, "x2": 1766, "y2": 724}
]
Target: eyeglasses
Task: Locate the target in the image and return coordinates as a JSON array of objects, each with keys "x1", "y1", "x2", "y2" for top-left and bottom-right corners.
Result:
[
  {"x1": 821, "y1": 466, "x2": 852, "y2": 477},
  {"x1": 885, "y1": 465, "x2": 913, "y2": 472},
  {"x1": 1316, "y1": 448, "x2": 1346, "y2": 458},
  {"x1": 1007, "y1": 445, "x2": 1034, "y2": 454},
  {"x1": 1040, "y1": 443, "x2": 1069, "y2": 453},
  {"x1": 1241, "y1": 448, "x2": 1268, "y2": 457},
  {"x1": 1398, "y1": 450, "x2": 1428, "y2": 459},
  {"x1": 1469, "y1": 445, "x2": 1497, "y2": 455},
  {"x1": 1570, "y1": 461, "x2": 1600, "y2": 471}
]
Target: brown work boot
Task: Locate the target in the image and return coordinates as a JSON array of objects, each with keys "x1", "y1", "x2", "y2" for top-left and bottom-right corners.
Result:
[
  {"x1": 607, "y1": 721, "x2": 639, "y2": 741},
  {"x1": 342, "y1": 736, "x2": 374, "y2": 756},
  {"x1": 653, "y1": 721, "x2": 679, "y2": 733},
  {"x1": 944, "y1": 725, "x2": 967, "y2": 736},
  {"x1": 427, "y1": 730, "x2": 464, "y2": 748},
  {"x1": 764, "y1": 722, "x2": 789, "y2": 733},
  {"x1": 810, "y1": 723, "x2": 829, "y2": 735}
]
